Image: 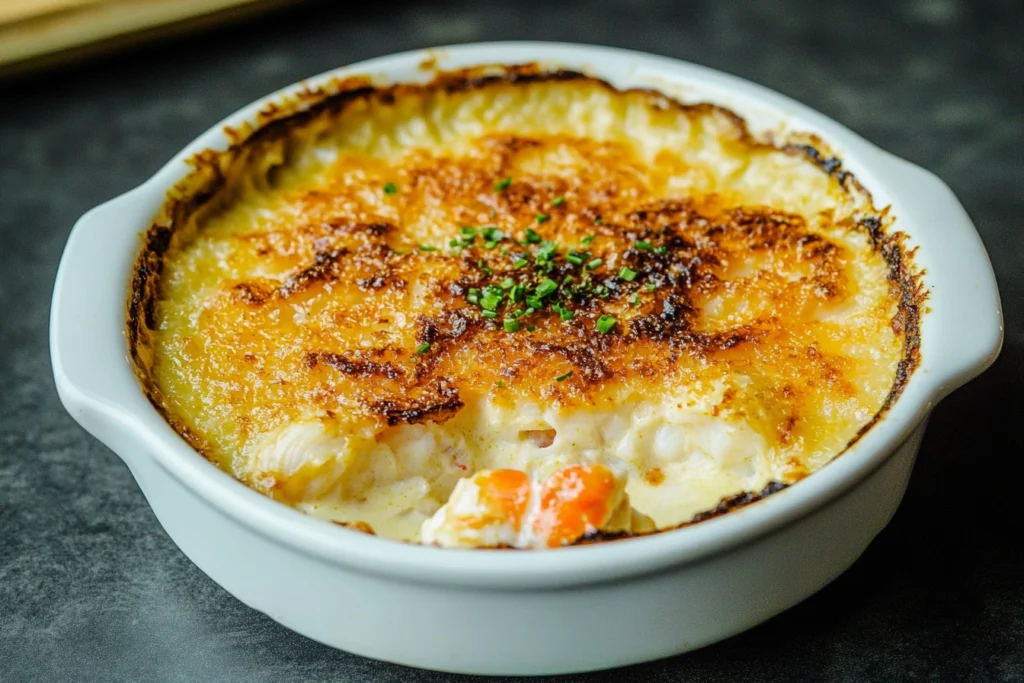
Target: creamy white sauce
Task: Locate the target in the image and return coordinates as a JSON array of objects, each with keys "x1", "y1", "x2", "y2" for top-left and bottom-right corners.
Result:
[{"x1": 247, "y1": 379, "x2": 784, "y2": 541}]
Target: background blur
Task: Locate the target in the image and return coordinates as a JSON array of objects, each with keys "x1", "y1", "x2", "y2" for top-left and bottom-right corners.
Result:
[{"x1": 0, "y1": 1, "x2": 1021, "y2": 682}]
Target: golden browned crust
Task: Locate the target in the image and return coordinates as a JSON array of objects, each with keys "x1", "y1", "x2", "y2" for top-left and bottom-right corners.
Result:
[{"x1": 125, "y1": 64, "x2": 925, "y2": 539}]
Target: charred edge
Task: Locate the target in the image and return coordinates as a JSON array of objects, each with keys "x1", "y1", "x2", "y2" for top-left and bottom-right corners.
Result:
[
  {"x1": 127, "y1": 175, "x2": 226, "y2": 372},
  {"x1": 573, "y1": 529, "x2": 647, "y2": 545},
  {"x1": 859, "y1": 216, "x2": 884, "y2": 247},
  {"x1": 787, "y1": 143, "x2": 845, "y2": 181},
  {"x1": 307, "y1": 352, "x2": 404, "y2": 380},
  {"x1": 847, "y1": 235, "x2": 925, "y2": 446},
  {"x1": 135, "y1": 225, "x2": 172, "y2": 331},
  {"x1": 369, "y1": 380, "x2": 463, "y2": 426},
  {"x1": 127, "y1": 261, "x2": 150, "y2": 350},
  {"x1": 432, "y1": 67, "x2": 589, "y2": 94},
  {"x1": 226, "y1": 68, "x2": 586, "y2": 177},
  {"x1": 239, "y1": 85, "x2": 378, "y2": 158},
  {"x1": 686, "y1": 481, "x2": 789, "y2": 524},
  {"x1": 565, "y1": 480, "x2": 789, "y2": 546}
]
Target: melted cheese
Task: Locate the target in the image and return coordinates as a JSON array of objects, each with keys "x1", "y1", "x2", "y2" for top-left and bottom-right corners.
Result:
[{"x1": 132, "y1": 72, "x2": 913, "y2": 545}]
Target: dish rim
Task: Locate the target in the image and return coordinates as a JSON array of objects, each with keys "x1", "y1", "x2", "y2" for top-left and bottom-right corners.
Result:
[{"x1": 50, "y1": 41, "x2": 1003, "y2": 588}]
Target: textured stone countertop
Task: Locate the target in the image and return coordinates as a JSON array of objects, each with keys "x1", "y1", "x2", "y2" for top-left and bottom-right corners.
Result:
[{"x1": 1, "y1": 0, "x2": 1021, "y2": 680}]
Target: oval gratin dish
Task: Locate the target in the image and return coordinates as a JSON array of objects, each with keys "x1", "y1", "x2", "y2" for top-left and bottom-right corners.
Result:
[{"x1": 50, "y1": 42, "x2": 1002, "y2": 676}]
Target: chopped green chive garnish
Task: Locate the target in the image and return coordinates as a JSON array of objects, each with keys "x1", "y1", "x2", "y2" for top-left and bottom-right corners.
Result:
[
  {"x1": 480, "y1": 294, "x2": 502, "y2": 311},
  {"x1": 460, "y1": 226, "x2": 477, "y2": 238},
  {"x1": 586, "y1": 258, "x2": 603, "y2": 270},
  {"x1": 383, "y1": 182, "x2": 398, "y2": 195},
  {"x1": 555, "y1": 371, "x2": 573, "y2": 382},
  {"x1": 526, "y1": 325, "x2": 537, "y2": 332},
  {"x1": 449, "y1": 239, "x2": 460, "y2": 248},
  {"x1": 619, "y1": 267, "x2": 638, "y2": 282},
  {"x1": 552, "y1": 303, "x2": 574, "y2": 321},
  {"x1": 629, "y1": 293, "x2": 641, "y2": 306},
  {"x1": 525, "y1": 296, "x2": 543, "y2": 310},
  {"x1": 636, "y1": 240, "x2": 653, "y2": 250},
  {"x1": 581, "y1": 235, "x2": 595, "y2": 246},
  {"x1": 594, "y1": 284, "x2": 610, "y2": 298},
  {"x1": 467, "y1": 288, "x2": 481, "y2": 304},
  {"x1": 481, "y1": 310, "x2": 497, "y2": 319},
  {"x1": 512, "y1": 257, "x2": 529, "y2": 269},
  {"x1": 415, "y1": 341, "x2": 431, "y2": 354},
  {"x1": 509, "y1": 284, "x2": 524, "y2": 302},
  {"x1": 536, "y1": 241, "x2": 557, "y2": 262},
  {"x1": 484, "y1": 240, "x2": 498, "y2": 249},
  {"x1": 645, "y1": 283, "x2": 657, "y2": 292},
  {"x1": 524, "y1": 228, "x2": 542, "y2": 244},
  {"x1": 654, "y1": 246, "x2": 668, "y2": 254},
  {"x1": 504, "y1": 319, "x2": 521, "y2": 332},
  {"x1": 596, "y1": 315, "x2": 617, "y2": 334},
  {"x1": 566, "y1": 253, "x2": 584, "y2": 266},
  {"x1": 418, "y1": 244, "x2": 438, "y2": 252},
  {"x1": 494, "y1": 177, "x2": 512, "y2": 191},
  {"x1": 535, "y1": 278, "x2": 558, "y2": 298},
  {"x1": 594, "y1": 217, "x2": 603, "y2": 225},
  {"x1": 481, "y1": 227, "x2": 503, "y2": 242},
  {"x1": 496, "y1": 380, "x2": 505, "y2": 388},
  {"x1": 535, "y1": 213, "x2": 550, "y2": 224},
  {"x1": 562, "y1": 274, "x2": 575, "y2": 285},
  {"x1": 552, "y1": 196, "x2": 565, "y2": 207},
  {"x1": 500, "y1": 277, "x2": 515, "y2": 289}
]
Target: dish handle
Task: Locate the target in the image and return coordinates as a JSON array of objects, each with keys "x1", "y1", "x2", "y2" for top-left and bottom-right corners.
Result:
[
  {"x1": 878, "y1": 155, "x2": 1003, "y2": 399},
  {"x1": 50, "y1": 185, "x2": 165, "y2": 466}
]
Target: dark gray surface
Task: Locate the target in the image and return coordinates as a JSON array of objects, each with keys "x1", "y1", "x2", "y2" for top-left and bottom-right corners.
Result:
[{"x1": 1, "y1": 0, "x2": 1021, "y2": 681}]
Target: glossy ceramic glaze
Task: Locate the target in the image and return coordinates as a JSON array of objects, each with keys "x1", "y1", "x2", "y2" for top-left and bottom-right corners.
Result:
[{"x1": 50, "y1": 43, "x2": 1002, "y2": 675}]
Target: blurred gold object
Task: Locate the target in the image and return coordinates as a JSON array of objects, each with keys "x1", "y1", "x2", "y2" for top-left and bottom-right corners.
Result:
[{"x1": 0, "y1": 0, "x2": 299, "y2": 77}]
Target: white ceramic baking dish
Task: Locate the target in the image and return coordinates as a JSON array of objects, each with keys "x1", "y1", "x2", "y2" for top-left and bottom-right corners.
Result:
[{"x1": 50, "y1": 42, "x2": 1002, "y2": 676}]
